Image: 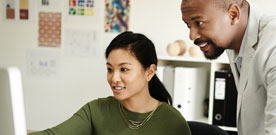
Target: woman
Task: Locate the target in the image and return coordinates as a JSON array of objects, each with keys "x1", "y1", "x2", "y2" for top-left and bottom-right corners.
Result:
[{"x1": 29, "y1": 31, "x2": 191, "y2": 135}]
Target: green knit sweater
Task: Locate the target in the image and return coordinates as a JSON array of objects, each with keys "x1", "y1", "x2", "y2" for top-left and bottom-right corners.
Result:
[{"x1": 29, "y1": 96, "x2": 191, "y2": 135}]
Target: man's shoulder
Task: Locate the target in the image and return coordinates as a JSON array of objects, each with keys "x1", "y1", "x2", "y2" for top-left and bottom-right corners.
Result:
[{"x1": 257, "y1": 8, "x2": 276, "y2": 35}]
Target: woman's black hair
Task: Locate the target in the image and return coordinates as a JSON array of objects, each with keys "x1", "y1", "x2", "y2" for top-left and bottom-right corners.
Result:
[{"x1": 105, "y1": 31, "x2": 172, "y2": 105}]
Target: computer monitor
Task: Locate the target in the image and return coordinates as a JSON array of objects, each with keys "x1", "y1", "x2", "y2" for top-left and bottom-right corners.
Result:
[{"x1": 0, "y1": 67, "x2": 27, "y2": 135}]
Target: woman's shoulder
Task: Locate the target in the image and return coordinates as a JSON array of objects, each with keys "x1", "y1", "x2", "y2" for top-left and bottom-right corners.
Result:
[
  {"x1": 90, "y1": 96, "x2": 116, "y2": 102},
  {"x1": 159, "y1": 103, "x2": 180, "y2": 113},
  {"x1": 158, "y1": 102, "x2": 186, "y2": 119},
  {"x1": 155, "y1": 103, "x2": 191, "y2": 134},
  {"x1": 76, "y1": 96, "x2": 118, "y2": 115}
]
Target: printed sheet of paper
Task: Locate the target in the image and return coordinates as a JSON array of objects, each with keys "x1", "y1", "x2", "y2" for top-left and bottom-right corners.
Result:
[
  {"x1": 37, "y1": 0, "x2": 63, "y2": 11},
  {"x1": 69, "y1": 0, "x2": 95, "y2": 16},
  {"x1": 104, "y1": 0, "x2": 130, "y2": 32},
  {"x1": 65, "y1": 0, "x2": 99, "y2": 24},
  {"x1": 38, "y1": 12, "x2": 62, "y2": 47},
  {"x1": 3, "y1": 0, "x2": 34, "y2": 21},
  {"x1": 64, "y1": 29, "x2": 99, "y2": 57},
  {"x1": 19, "y1": 0, "x2": 29, "y2": 19},
  {"x1": 26, "y1": 49, "x2": 60, "y2": 77},
  {"x1": 5, "y1": 0, "x2": 16, "y2": 19}
]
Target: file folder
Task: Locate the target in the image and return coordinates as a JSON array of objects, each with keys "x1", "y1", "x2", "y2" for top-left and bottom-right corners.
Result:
[
  {"x1": 162, "y1": 66, "x2": 175, "y2": 98},
  {"x1": 173, "y1": 67, "x2": 207, "y2": 121},
  {"x1": 213, "y1": 70, "x2": 237, "y2": 127}
]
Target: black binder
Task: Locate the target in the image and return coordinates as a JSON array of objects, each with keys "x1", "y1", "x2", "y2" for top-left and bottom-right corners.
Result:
[{"x1": 212, "y1": 70, "x2": 237, "y2": 127}]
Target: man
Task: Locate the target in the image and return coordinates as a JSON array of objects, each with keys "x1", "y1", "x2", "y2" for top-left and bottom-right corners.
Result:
[{"x1": 181, "y1": 0, "x2": 276, "y2": 134}]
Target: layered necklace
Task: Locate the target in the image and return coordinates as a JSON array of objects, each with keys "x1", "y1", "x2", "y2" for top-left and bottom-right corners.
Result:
[{"x1": 119, "y1": 102, "x2": 162, "y2": 130}]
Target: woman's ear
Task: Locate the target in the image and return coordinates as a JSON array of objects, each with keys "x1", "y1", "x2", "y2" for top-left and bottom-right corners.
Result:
[
  {"x1": 146, "y1": 64, "x2": 156, "y2": 81},
  {"x1": 228, "y1": 4, "x2": 241, "y2": 25}
]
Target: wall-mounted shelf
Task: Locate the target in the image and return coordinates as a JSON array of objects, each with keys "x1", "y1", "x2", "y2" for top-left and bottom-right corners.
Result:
[{"x1": 157, "y1": 53, "x2": 237, "y2": 133}]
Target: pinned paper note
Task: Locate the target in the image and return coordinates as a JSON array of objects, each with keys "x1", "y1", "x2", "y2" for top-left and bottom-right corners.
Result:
[{"x1": 26, "y1": 49, "x2": 60, "y2": 77}]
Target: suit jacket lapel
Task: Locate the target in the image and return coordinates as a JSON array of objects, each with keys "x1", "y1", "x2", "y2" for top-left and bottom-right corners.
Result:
[
  {"x1": 227, "y1": 2, "x2": 260, "y2": 126},
  {"x1": 238, "y1": 3, "x2": 259, "y2": 98}
]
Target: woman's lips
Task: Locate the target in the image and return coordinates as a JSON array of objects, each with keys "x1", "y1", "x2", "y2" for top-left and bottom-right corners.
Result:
[
  {"x1": 112, "y1": 86, "x2": 125, "y2": 93},
  {"x1": 114, "y1": 86, "x2": 123, "y2": 90}
]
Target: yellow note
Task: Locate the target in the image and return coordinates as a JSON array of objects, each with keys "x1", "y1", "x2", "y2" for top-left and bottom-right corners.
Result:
[
  {"x1": 86, "y1": 8, "x2": 94, "y2": 16},
  {"x1": 20, "y1": 0, "x2": 28, "y2": 9}
]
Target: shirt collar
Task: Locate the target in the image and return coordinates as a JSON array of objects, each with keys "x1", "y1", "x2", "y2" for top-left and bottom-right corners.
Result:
[
  {"x1": 234, "y1": 27, "x2": 248, "y2": 62},
  {"x1": 234, "y1": 1, "x2": 251, "y2": 62}
]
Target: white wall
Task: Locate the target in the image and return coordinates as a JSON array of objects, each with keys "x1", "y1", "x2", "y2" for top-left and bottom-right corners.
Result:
[
  {"x1": 130, "y1": 0, "x2": 190, "y2": 55},
  {"x1": 249, "y1": 0, "x2": 276, "y2": 9},
  {"x1": 0, "y1": 0, "x2": 275, "y2": 130},
  {"x1": 0, "y1": 0, "x2": 113, "y2": 130}
]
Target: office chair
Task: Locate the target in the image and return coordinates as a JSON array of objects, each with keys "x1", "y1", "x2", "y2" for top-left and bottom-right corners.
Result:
[{"x1": 187, "y1": 121, "x2": 229, "y2": 135}]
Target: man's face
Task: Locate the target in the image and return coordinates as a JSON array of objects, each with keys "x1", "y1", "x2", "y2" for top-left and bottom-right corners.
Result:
[{"x1": 181, "y1": 0, "x2": 235, "y2": 59}]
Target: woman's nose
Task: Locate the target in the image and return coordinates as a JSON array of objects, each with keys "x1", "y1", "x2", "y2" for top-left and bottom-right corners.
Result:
[{"x1": 111, "y1": 71, "x2": 121, "y2": 83}]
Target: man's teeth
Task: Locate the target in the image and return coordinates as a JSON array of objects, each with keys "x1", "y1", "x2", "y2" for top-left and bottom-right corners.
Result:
[
  {"x1": 114, "y1": 87, "x2": 123, "y2": 90},
  {"x1": 199, "y1": 43, "x2": 208, "y2": 48}
]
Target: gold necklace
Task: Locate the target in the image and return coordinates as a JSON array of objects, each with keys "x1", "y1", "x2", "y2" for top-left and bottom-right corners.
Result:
[{"x1": 119, "y1": 102, "x2": 162, "y2": 130}]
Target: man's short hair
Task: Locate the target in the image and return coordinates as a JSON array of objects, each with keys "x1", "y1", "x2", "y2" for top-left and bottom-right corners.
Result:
[
  {"x1": 182, "y1": 0, "x2": 245, "y2": 11},
  {"x1": 214, "y1": 0, "x2": 245, "y2": 11}
]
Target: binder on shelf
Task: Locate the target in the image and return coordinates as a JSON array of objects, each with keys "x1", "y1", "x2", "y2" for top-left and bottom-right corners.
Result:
[
  {"x1": 162, "y1": 66, "x2": 175, "y2": 98},
  {"x1": 213, "y1": 70, "x2": 237, "y2": 127},
  {"x1": 156, "y1": 66, "x2": 165, "y2": 82},
  {"x1": 173, "y1": 67, "x2": 207, "y2": 121}
]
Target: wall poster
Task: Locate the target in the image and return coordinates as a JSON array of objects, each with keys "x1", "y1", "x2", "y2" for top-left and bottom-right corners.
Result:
[
  {"x1": 26, "y1": 49, "x2": 60, "y2": 77},
  {"x1": 104, "y1": 0, "x2": 130, "y2": 33},
  {"x1": 4, "y1": 0, "x2": 30, "y2": 20},
  {"x1": 37, "y1": 0, "x2": 63, "y2": 11},
  {"x1": 38, "y1": 12, "x2": 62, "y2": 48},
  {"x1": 5, "y1": 0, "x2": 16, "y2": 19},
  {"x1": 19, "y1": 0, "x2": 29, "y2": 19},
  {"x1": 69, "y1": 0, "x2": 95, "y2": 16},
  {"x1": 64, "y1": 29, "x2": 99, "y2": 58}
]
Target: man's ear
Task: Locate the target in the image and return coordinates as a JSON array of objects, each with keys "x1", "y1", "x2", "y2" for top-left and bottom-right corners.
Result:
[
  {"x1": 228, "y1": 4, "x2": 241, "y2": 25},
  {"x1": 146, "y1": 64, "x2": 156, "y2": 81}
]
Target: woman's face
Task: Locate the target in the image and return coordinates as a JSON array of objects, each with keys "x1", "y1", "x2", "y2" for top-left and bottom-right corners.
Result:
[{"x1": 106, "y1": 49, "x2": 150, "y2": 101}]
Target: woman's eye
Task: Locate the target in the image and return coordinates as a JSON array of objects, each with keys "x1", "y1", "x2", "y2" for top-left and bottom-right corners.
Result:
[
  {"x1": 121, "y1": 68, "x2": 129, "y2": 72},
  {"x1": 107, "y1": 68, "x2": 112, "y2": 72}
]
